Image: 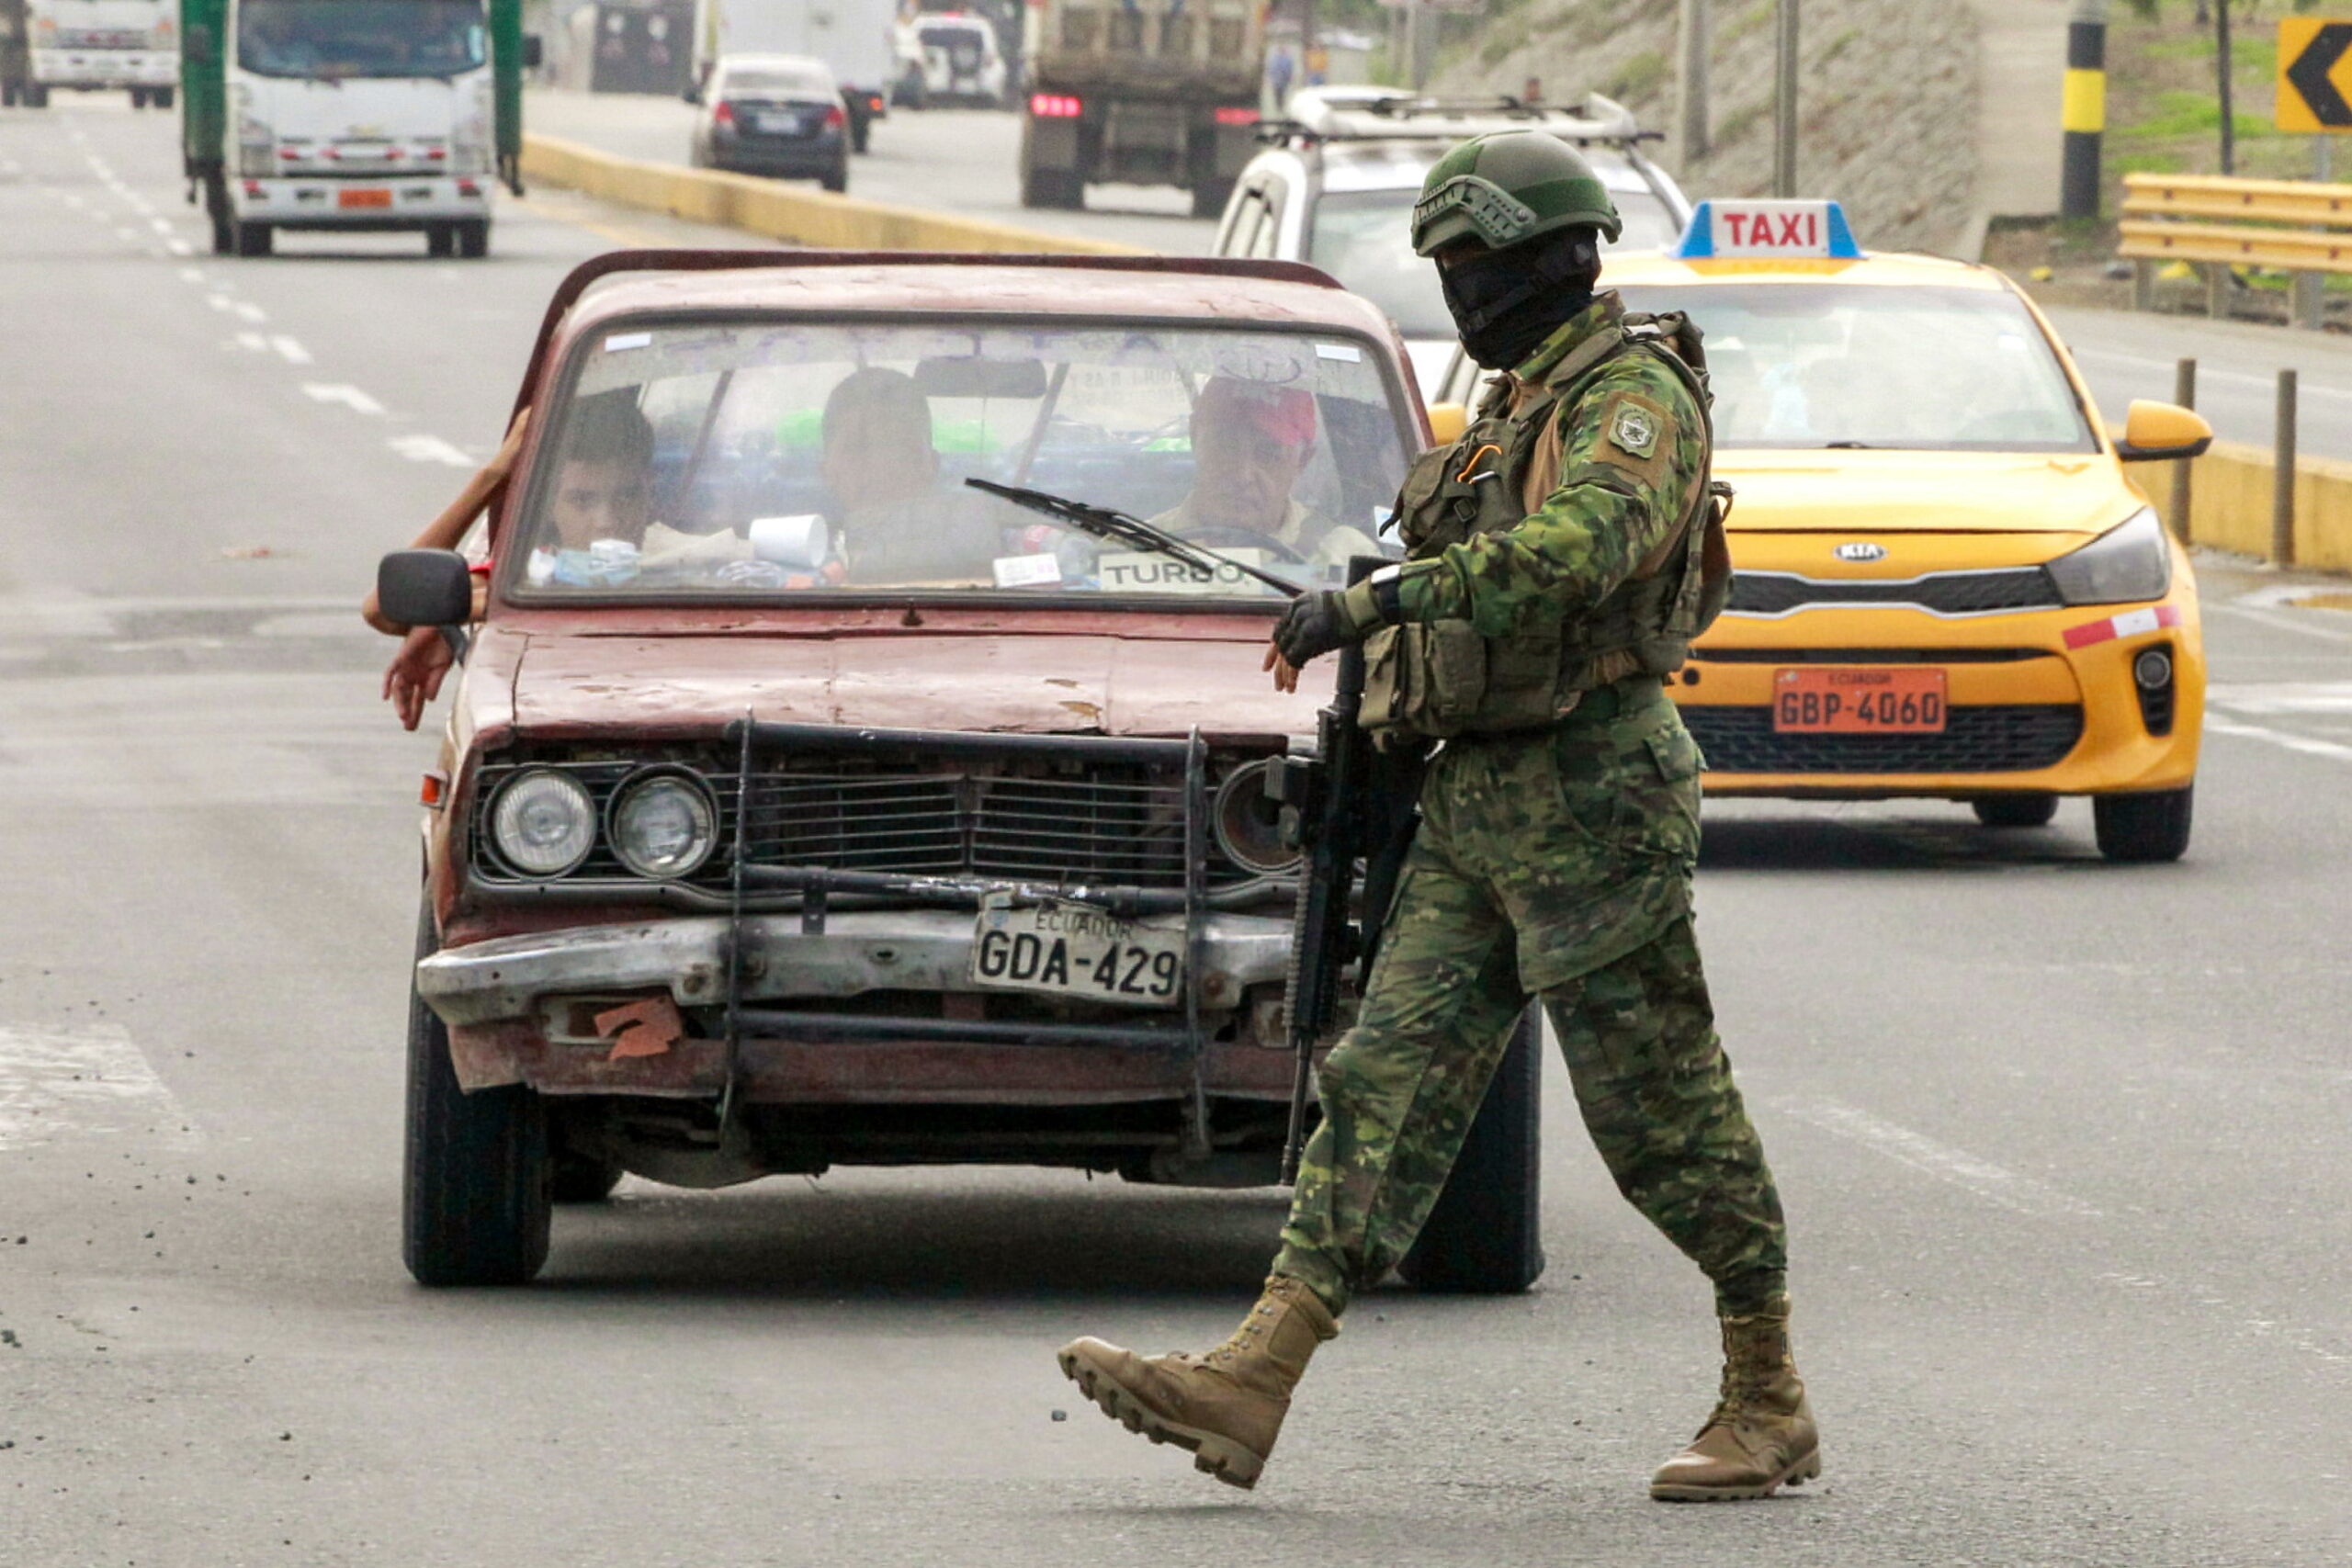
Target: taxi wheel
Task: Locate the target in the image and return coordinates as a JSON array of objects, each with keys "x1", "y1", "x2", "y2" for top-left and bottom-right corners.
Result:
[
  {"x1": 1398, "y1": 1009, "x2": 1544, "y2": 1294},
  {"x1": 1973, "y1": 794, "x2": 2058, "y2": 829},
  {"x1": 2093, "y1": 785, "x2": 2194, "y2": 864},
  {"x1": 403, "y1": 903, "x2": 552, "y2": 1285}
]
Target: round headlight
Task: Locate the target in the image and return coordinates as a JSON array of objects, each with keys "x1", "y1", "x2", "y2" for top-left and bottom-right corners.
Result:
[
  {"x1": 610, "y1": 773, "x2": 718, "y2": 879},
  {"x1": 1213, "y1": 758, "x2": 1301, "y2": 876},
  {"x1": 489, "y1": 769, "x2": 596, "y2": 878}
]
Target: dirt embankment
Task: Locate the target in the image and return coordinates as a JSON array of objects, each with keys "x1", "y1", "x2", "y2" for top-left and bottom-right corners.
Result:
[{"x1": 1435, "y1": 0, "x2": 1980, "y2": 255}]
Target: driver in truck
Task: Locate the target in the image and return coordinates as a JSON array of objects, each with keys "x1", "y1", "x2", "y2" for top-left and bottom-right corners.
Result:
[{"x1": 1149, "y1": 376, "x2": 1378, "y2": 567}]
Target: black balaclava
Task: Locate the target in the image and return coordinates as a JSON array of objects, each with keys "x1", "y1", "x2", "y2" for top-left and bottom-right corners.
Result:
[{"x1": 1441, "y1": 227, "x2": 1602, "y2": 372}]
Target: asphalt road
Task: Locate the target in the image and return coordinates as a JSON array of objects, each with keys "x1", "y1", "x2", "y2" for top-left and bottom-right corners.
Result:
[{"x1": 6, "y1": 97, "x2": 2352, "y2": 1568}]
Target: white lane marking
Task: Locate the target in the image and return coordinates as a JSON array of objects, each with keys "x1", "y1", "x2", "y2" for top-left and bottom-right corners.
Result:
[
  {"x1": 205, "y1": 292, "x2": 234, "y2": 312},
  {"x1": 2213, "y1": 601, "x2": 2352, "y2": 648},
  {"x1": 164, "y1": 238, "x2": 193, "y2": 256},
  {"x1": 2206, "y1": 680, "x2": 2352, "y2": 715},
  {"x1": 1770, "y1": 1095, "x2": 2102, "y2": 1218},
  {"x1": 177, "y1": 266, "x2": 205, "y2": 284},
  {"x1": 270, "y1": 335, "x2": 312, "y2": 366},
  {"x1": 2070, "y1": 346, "x2": 2352, "y2": 400},
  {"x1": 389, "y1": 434, "x2": 477, "y2": 467},
  {"x1": 234, "y1": 331, "x2": 268, "y2": 353},
  {"x1": 2099, "y1": 1273, "x2": 2352, "y2": 1373},
  {"x1": 0, "y1": 1024, "x2": 198, "y2": 1151},
  {"x1": 303, "y1": 383, "x2": 387, "y2": 416},
  {"x1": 146, "y1": 216, "x2": 173, "y2": 235},
  {"x1": 2203, "y1": 715, "x2": 2352, "y2": 762},
  {"x1": 232, "y1": 301, "x2": 266, "y2": 323}
]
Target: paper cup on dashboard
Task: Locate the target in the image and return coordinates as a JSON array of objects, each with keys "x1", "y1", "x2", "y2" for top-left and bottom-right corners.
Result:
[{"x1": 750, "y1": 514, "x2": 831, "y2": 570}]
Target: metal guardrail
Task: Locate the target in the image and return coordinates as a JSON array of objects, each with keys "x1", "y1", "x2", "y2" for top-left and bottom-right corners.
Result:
[{"x1": 2117, "y1": 171, "x2": 2352, "y2": 327}]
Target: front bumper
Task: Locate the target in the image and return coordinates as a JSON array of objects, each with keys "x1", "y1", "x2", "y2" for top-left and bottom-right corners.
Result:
[
  {"x1": 230, "y1": 175, "x2": 492, "y2": 226},
  {"x1": 31, "y1": 49, "x2": 174, "y2": 86},
  {"x1": 1681, "y1": 585, "x2": 2204, "y2": 798}
]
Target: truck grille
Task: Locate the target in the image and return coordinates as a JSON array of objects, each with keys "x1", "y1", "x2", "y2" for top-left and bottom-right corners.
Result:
[
  {"x1": 1682, "y1": 705, "x2": 2085, "y2": 774},
  {"x1": 469, "y1": 751, "x2": 1250, "y2": 891},
  {"x1": 1728, "y1": 568, "x2": 2062, "y2": 617}
]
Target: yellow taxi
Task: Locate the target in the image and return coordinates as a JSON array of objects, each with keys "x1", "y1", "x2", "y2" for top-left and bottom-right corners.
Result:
[{"x1": 1435, "y1": 199, "x2": 2213, "y2": 862}]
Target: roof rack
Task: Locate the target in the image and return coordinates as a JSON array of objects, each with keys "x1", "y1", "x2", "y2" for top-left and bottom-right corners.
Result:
[{"x1": 1261, "y1": 88, "x2": 1661, "y2": 149}]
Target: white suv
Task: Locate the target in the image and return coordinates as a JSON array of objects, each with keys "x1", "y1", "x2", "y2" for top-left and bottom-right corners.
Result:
[{"x1": 1214, "y1": 89, "x2": 1693, "y2": 397}]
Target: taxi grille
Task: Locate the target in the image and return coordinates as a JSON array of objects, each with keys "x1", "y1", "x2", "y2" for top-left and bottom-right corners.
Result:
[
  {"x1": 1683, "y1": 705, "x2": 2085, "y2": 774},
  {"x1": 1728, "y1": 568, "x2": 2063, "y2": 617}
]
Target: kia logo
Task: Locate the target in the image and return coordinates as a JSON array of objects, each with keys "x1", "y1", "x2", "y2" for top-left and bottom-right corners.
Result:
[{"x1": 1833, "y1": 542, "x2": 1887, "y2": 562}]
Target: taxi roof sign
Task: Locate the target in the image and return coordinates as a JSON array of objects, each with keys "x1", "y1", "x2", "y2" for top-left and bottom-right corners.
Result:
[{"x1": 1672, "y1": 199, "x2": 1863, "y2": 260}]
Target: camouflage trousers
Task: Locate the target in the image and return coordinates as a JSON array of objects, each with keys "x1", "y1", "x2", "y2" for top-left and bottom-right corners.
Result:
[{"x1": 1272, "y1": 679, "x2": 1788, "y2": 1317}]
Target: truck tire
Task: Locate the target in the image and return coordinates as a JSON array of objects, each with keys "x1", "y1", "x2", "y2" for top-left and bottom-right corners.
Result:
[
  {"x1": 129, "y1": 87, "x2": 146, "y2": 108},
  {"x1": 24, "y1": 82, "x2": 48, "y2": 107},
  {"x1": 152, "y1": 85, "x2": 173, "y2": 110},
  {"x1": 1973, "y1": 794, "x2": 2057, "y2": 829},
  {"x1": 2, "y1": 81, "x2": 15, "y2": 108},
  {"x1": 1397, "y1": 1008, "x2": 1545, "y2": 1294},
  {"x1": 1021, "y1": 164, "x2": 1081, "y2": 210},
  {"x1": 232, "y1": 220, "x2": 271, "y2": 256},
  {"x1": 2094, "y1": 784, "x2": 2193, "y2": 863},
  {"x1": 403, "y1": 903, "x2": 552, "y2": 1286},
  {"x1": 456, "y1": 220, "x2": 489, "y2": 259},
  {"x1": 1190, "y1": 177, "x2": 1235, "y2": 221}
]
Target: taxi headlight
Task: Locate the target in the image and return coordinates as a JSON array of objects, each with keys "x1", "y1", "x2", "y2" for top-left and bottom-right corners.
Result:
[
  {"x1": 2045, "y1": 507, "x2": 2171, "y2": 606},
  {"x1": 1213, "y1": 758, "x2": 1301, "y2": 875},
  {"x1": 609, "y1": 773, "x2": 718, "y2": 880},
  {"x1": 489, "y1": 769, "x2": 595, "y2": 877}
]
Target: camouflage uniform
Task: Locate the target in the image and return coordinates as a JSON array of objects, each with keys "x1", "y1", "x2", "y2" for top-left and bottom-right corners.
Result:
[{"x1": 1271, "y1": 293, "x2": 1788, "y2": 1319}]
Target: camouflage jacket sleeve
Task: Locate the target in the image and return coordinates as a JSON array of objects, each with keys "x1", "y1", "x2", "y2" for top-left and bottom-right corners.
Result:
[{"x1": 1388, "y1": 353, "x2": 1704, "y2": 637}]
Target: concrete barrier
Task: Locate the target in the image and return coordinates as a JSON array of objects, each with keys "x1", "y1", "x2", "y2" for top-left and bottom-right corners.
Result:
[
  {"x1": 519, "y1": 133, "x2": 1149, "y2": 257},
  {"x1": 2163, "y1": 437, "x2": 2352, "y2": 574}
]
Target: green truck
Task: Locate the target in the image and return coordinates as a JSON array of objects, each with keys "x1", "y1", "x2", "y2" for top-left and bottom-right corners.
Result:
[{"x1": 179, "y1": 0, "x2": 534, "y2": 257}]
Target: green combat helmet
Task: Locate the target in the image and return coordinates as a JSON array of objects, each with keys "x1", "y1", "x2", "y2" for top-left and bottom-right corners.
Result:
[{"x1": 1410, "y1": 131, "x2": 1623, "y2": 255}]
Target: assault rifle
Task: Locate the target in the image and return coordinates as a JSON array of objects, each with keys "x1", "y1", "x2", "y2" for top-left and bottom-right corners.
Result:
[{"x1": 1264, "y1": 557, "x2": 1424, "y2": 1183}]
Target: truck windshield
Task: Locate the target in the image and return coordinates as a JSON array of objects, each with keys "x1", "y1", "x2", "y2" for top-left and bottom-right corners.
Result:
[
  {"x1": 236, "y1": 0, "x2": 486, "y2": 79},
  {"x1": 510, "y1": 319, "x2": 1413, "y2": 602},
  {"x1": 1308, "y1": 186, "x2": 1684, "y2": 342}
]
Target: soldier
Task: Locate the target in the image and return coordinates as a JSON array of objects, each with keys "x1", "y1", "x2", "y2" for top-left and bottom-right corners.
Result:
[{"x1": 1057, "y1": 132, "x2": 1818, "y2": 1503}]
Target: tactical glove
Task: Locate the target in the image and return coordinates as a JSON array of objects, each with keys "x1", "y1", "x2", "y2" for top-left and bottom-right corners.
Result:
[{"x1": 1271, "y1": 579, "x2": 1395, "y2": 668}]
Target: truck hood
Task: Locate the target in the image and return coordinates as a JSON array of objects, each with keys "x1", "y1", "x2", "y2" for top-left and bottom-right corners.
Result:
[
  {"x1": 1714, "y1": 450, "x2": 2134, "y2": 536},
  {"x1": 508, "y1": 630, "x2": 1330, "y2": 739},
  {"x1": 235, "y1": 71, "x2": 488, "y2": 141}
]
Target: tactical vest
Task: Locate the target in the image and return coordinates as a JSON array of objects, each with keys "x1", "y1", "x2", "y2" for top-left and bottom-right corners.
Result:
[{"x1": 1360, "y1": 310, "x2": 1732, "y2": 740}]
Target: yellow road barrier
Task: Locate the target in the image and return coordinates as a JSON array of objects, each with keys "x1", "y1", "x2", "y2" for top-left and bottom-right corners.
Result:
[
  {"x1": 2165, "y1": 436, "x2": 2352, "y2": 575},
  {"x1": 519, "y1": 132, "x2": 1149, "y2": 257},
  {"x1": 2118, "y1": 171, "x2": 2352, "y2": 325}
]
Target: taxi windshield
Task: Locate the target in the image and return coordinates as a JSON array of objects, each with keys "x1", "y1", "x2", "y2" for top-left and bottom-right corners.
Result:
[
  {"x1": 1309, "y1": 186, "x2": 1683, "y2": 341},
  {"x1": 1619, "y1": 282, "x2": 2098, "y2": 453},
  {"x1": 510, "y1": 319, "x2": 1412, "y2": 601}
]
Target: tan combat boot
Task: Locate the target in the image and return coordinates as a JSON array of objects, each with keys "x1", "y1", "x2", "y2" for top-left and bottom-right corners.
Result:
[
  {"x1": 1057, "y1": 1274, "x2": 1338, "y2": 1490},
  {"x1": 1649, "y1": 1304, "x2": 1821, "y2": 1502}
]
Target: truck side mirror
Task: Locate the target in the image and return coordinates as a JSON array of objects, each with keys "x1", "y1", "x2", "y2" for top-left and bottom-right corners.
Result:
[
  {"x1": 379, "y1": 549, "x2": 475, "y2": 629},
  {"x1": 521, "y1": 33, "x2": 544, "y2": 71},
  {"x1": 187, "y1": 22, "x2": 213, "y2": 66}
]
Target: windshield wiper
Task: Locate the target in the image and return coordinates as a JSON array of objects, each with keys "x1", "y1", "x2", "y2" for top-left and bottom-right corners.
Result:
[
  {"x1": 1822, "y1": 440, "x2": 1875, "y2": 449},
  {"x1": 964, "y1": 478, "x2": 1303, "y2": 599}
]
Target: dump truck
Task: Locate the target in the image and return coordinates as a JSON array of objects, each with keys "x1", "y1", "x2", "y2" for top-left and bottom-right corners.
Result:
[
  {"x1": 1019, "y1": 0, "x2": 1261, "y2": 217},
  {"x1": 178, "y1": 0, "x2": 533, "y2": 258},
  {"x1": 3, "y1": 0, "x2": 178, "y2": 107}
]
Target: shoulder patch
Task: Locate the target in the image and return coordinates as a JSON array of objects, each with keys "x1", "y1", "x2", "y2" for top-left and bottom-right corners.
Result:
[{"x1": 1608, "y1": 400, "x2": 1660, "y2": 459}]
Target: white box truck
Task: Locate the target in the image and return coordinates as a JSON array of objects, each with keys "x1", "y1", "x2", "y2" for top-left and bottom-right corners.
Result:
[{"x1": 3, "y1": 0, "x2": 179, "y2": 107}]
